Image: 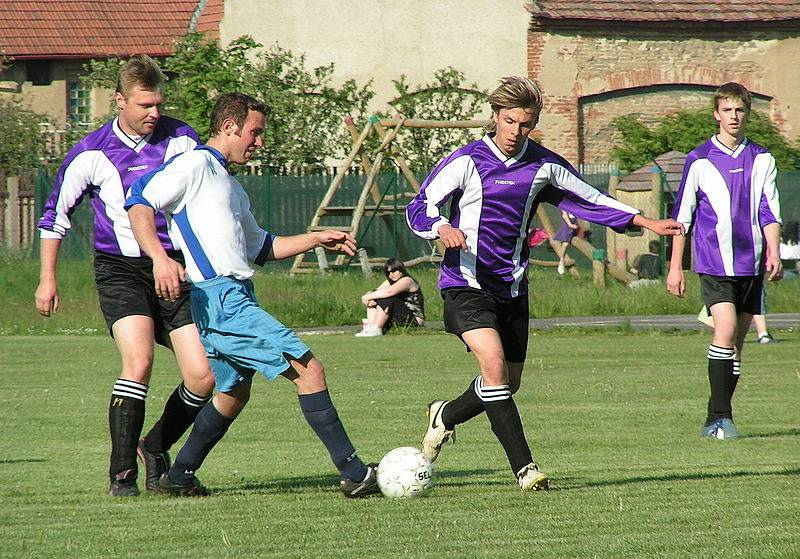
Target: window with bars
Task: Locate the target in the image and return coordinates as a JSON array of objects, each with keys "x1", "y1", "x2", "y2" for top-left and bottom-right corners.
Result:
[{"x1": 67, "y1": 80, "x2": 92, "y2": 125}]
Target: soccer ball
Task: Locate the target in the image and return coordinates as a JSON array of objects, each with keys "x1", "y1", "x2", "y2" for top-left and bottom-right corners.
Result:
[{"x1": 376, "y1": 446, "x2": 434, "y2": 498}]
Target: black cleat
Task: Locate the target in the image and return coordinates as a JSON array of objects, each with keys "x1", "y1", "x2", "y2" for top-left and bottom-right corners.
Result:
[
  {"x1": 109, "y1": 469, "x2": 140, "y2": 497},
  {"x1": 137, "y1": 438, "x2": 171, "y2": 492},
  {"x1": 155, "y1": 472, "x2": 209, "y2": 497},
  {"x1": 340, "y1": 463, "x2": 381, "y2": 499}
]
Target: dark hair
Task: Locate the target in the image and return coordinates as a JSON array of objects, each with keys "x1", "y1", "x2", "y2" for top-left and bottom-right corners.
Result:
[
  {"x1": 714, "y1": 82, "x2": 751, "y2": 112},
  {"x1": 783, "y1": 220, "x2": 799, "y2": 244},
  {"x1": 210, "y1": 93, "x2": 268, "y2": 136},
  {"x1": 648, "y1": 240, "x2": 661, "y2": 253},
  {"x1": 383, "y1": 258, "x2": 408, "y2": 280}
]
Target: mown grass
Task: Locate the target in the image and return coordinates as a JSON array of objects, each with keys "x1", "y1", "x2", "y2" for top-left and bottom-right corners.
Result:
[
  {"x1": 1, "y1": 331, "x2": 798, "y2": 558},
  {"x1": 3, "y1": 254, "x2": 800, "y2": 334}
]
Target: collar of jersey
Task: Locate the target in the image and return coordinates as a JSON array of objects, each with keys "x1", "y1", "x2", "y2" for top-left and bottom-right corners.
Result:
[
  {"x1": 112, "y1": 117, "x2": 152, "y2": 152},
  {"x1": 710, "y1": 135, "x2": 748, "y2": 159},
  {"x1": 482, "y1": 134, "x2": 528, "y2": 167},
  {"x1": 195, "y1": 144, "x2": 228, "y2": 168}
]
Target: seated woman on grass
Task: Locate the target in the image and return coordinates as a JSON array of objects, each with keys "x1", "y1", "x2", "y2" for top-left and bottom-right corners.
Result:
[{"x1": 356, "y1": 258, "x2": 425, "y2": 337}]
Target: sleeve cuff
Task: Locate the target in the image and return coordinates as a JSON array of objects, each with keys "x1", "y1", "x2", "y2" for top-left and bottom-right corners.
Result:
[{"x1": 123, "y1": 195, "x2": 155, "y2": 211}]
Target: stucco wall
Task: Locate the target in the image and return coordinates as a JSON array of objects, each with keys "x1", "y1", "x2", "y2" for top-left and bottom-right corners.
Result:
[
  {"x1": 220, "y1": 0, "x2": 530, "y2": 114},
  {"x1": 529, "y1": 28, "x2": 800, "y2": 166}
]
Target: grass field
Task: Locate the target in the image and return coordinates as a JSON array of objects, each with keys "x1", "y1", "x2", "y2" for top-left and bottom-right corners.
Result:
[{"x1": 1, "y1": 331, "x2": 798, "y2": 558}]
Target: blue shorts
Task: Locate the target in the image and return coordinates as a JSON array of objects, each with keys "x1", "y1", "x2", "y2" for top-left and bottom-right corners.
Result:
[{"x1": 190, "y1": 276, "x2": 311, "y2": 392}]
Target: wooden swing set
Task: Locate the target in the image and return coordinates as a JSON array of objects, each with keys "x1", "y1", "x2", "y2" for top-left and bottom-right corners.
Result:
[{"x1": 289, "y1": 115, "x2": 636, "y2": 286}]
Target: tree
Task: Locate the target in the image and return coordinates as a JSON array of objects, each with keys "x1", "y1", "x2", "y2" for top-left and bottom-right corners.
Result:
[
  {"x1": 82, "y1": 33, "x2": 375, "y2": 172},
  {"x1": 0, "y1": 99, "x2": 49, "y2": 174},
  {"x1": 389, "y1": 68, "x2": 487, "y2": 172},
  {"x1": 611, "y1": 109, "x2": 800, "y2": 172}
]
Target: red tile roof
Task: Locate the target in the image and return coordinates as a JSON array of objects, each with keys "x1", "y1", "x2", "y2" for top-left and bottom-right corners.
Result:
[
  {"x1": 529, "y1": 0, "x2": 800, "y2": 23},
  {"x1": 0, "y1": 1, "x2": 223, "y2": 59}
]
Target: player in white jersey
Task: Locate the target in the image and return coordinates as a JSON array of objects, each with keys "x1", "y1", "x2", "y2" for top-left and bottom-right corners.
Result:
[
  {"x1": 126, "y1": 93, "x2": 380, "y2": 498},
  {"x1": 667, "y1": 82, "x2": 782, "y2": 440},
  {"x1": 35, "y1": 56, "x2": 214, "y2": 497}
]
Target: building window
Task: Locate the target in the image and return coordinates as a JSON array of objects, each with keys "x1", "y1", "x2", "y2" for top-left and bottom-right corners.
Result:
[
  {"x1": 67, "y1": 80, "x2": 92, "y2": 125},
  {"x1": 26, "y1": 60, "x2": 51, "y2": 85}
]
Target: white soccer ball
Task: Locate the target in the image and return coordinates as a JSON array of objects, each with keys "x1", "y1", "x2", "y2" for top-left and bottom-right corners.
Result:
[{"x1": 376, "y1": 446, "x2": 434, "y2": 498}]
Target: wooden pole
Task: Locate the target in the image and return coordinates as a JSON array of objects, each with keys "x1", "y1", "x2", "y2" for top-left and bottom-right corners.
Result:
[
  {"x1": 379, "y1": 118, "x2": 491, "y2": 129},
  {"x1": 344, "y1": 116, "x2": 408, "y2": 258}
]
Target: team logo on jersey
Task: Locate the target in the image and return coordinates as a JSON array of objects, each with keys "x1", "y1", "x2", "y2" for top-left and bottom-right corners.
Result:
[
  {"x1": 127, "y1": 164, "x2": 149, "y2": 172},
  {"x1": 495, "y1": 179, "x2": 515, "y2": 185},
  {"x1": 729, "y1": 168, "x2": 744, "y2": 174}
]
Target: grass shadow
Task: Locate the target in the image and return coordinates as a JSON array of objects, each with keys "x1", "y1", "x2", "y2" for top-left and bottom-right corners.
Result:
[
  {"x1": 0, "y1": 458, "x2": 47, "y2": 465},
  {"x1": 738, "y1": 428, "x2": 800, "y2": 439}
]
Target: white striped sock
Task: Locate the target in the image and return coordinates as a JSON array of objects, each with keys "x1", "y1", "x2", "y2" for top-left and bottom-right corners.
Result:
[
  {"x1": 112, "y1": 378, "x2": 148, "y2": 401},
  {"x1": 179, "y1": 383, "x2": 211, "y2": 408},
  {"x1": 473, "y1": 376, "x2": 511, "y2": 403},
  {"x1": 707, "y1": 344, "x2": 735, "y2": 361},
  {"x1": 733, "y1": 360, "x2": 741, "y2": 376}
]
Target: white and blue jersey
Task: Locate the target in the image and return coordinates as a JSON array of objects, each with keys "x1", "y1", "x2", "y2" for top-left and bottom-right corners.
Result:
[
  {"x1": 125, "y1": 145, "x2": 274, "y2": 282},
  {"x1": 672, "y1": 136, "x2": 781, "y2": 276},
  {"x1": 406, "y1": 135, "x2": 640, "y2": 298},
  {"x1": 38, "y1": 116, "x2": 198, "y2": 256}
]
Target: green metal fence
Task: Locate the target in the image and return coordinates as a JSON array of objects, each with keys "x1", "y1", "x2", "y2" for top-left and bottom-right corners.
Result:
[{"x1": 33, "y1": 170, "x2": 800, "y2": 268}]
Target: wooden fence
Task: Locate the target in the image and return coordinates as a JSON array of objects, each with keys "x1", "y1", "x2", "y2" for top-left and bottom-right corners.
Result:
[{"x1": 0, "y1": 170, "x2": 37, "y2": 251}]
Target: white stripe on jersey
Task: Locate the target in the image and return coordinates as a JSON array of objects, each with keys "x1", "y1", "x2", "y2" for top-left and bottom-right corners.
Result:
[
  {"x1": 694, "y1": 159, "x2": 735, "y2": 275},
  {"x1": 407, "y1": 155, "x2": 474, "y2": 240},
  {"x1": 510, "y1": 166, "x2": 549, "y2": 297},
  {"x1": 543, "y1": 162, "x2": 640, "y2": 215},
  {"x1": 456, "y1": 166, "x2": 484, "y2": 289},
  {"x1": 39, "y1": 150, "x2": 98, "y2": 239}
]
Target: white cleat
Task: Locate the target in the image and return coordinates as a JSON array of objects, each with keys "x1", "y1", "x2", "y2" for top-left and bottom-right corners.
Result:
[
  {"x1": 517, "y1": 463, "x2": 550, "y2": 492},
  {"x1": 421, "y1": 400, "x2": 454, "y2": 462}
]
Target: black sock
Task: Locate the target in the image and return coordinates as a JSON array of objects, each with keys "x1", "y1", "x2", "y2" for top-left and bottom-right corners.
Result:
[
  {"x1": 169, "y1": 402, "x2": 234, "y2": 485},
  {"x1": 299, "y1": 389, "x2": 367, "y2": 482},
  {"x1": 143, "y1": 383, "x2": 212, "y2": 453},
  {"x1": 476, "y1": 378, "x2": 533, "y2": 475},
  {"x1": 441, "y1": 375, "x2": 484, "y2": 429},
  {"x1": 706, "y1": 345, "x2": 735, "y2": 423},
  {"x1": 109, "y1": 379, "x2": 148, "y2": 482}
]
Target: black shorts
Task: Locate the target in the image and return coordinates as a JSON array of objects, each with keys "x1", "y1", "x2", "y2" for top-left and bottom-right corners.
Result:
[
  {"x1": 374, "y1": 296, "x2": 420, "y2": 331},
  {"x1": 442, "y1": 287, "x2": 529, "y2": 362},
  {"x1": 94, "y1": 251, "x2": 194, "y2": 346},
  {"x1": 699, "y1": 274, "x2": 763, "y2": 315}
]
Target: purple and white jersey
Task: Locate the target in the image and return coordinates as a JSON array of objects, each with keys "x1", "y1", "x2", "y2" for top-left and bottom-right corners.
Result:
[
  {"x1": 406, "y1": 135, "x2": 640, "y2": 298},
  {"x1": 672, "y1": 136, "x2": 780, "y2": 276},
  {"x1": 37, "y1": 116, "x2": 199, "y2": 256}
]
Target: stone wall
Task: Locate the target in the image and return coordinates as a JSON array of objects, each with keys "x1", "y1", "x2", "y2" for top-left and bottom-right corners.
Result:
[{"x1": 528, "y1": 27, "x2": 800, "y2": 165}]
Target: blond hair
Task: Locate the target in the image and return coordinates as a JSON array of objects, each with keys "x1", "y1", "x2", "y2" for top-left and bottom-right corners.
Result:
[
  {"x1": 115, "y1": 55, "x2": 165, "y2": 98},
  {"x1": 714, "y1": 82, "x2": 751, "y2": 112},
  {"x1": 487, "y1": 76, "x2": 543, "y2": 132}
]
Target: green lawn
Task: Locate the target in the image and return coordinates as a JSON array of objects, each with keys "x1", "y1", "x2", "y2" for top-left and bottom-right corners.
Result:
[{"x1": 1, "y1": 331, "x2": 798, "y2": 558}]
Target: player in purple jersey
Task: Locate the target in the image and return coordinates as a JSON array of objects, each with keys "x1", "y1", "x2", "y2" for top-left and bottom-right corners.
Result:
[
  {"x1": 407, "y1": 76, "x2": 684, "y2": 491},
  {"x1": 35, "y1": 56, "x2": 214, "y2": 496},
  {"x1": 667, "y1": 82, "x2": 782, "y2": 440}
]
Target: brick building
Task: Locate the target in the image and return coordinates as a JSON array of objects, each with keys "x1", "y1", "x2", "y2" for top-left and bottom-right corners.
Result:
[{"x1": 527, "y1": 0, "x2": 800, "y2": 167}]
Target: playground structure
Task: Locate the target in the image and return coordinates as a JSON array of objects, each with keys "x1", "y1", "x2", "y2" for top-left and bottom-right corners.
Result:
[{"x1": 289, "y1": 115, "x2": 640, "y2": 286}]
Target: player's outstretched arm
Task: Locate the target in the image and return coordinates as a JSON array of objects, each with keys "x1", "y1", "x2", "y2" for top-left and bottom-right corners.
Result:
[
  {"x1": 270, "y1": 230, "x2": 357, "y2": 261},
  {"x1": 128, "y1": 205, "x2": 185, "y2": 301},
  {"x1": 35, "y1": 238, "x2": 62, "y2": 317},
  {"x1": 632, "y1": 215, "x2": 685, "y2": 236},
  {"x1": 666, "y1": 235, "x2": 687, "y2": 297}
]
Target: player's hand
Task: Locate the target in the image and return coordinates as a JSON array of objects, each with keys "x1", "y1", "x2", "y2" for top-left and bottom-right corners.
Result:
[
  {"x1": 765, "y1": 254, "x2": 783, "y2": 281},
  {"x1": 153, "y1": 256, "x2": 185, "y2": 301},
  {"x1": 35, "y1": 278, "x2": 60, "y2": 317},
  {"x1": 666, "y1": 268, "x2": 685, "y2": 297},
  {"x1": 638, "y1": 217, "x2": 685, "y2": 237},
  {"x1": 438, "y1": 224, "x2": 468, "y2": 250},
  {"x1": 318, "y1": 230, "x2": 357, "y2": 255}
]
